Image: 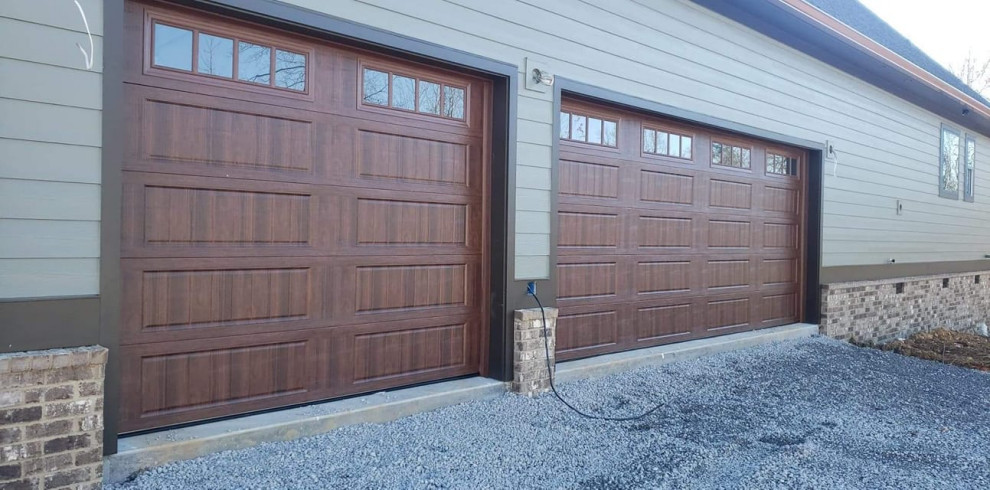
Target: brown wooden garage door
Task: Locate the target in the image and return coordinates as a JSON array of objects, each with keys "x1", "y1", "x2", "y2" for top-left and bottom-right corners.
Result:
[
  {"x1": 117, "y1": 2, "x2": 490, "y2": 432},
  {"x1": 556, "y1": 97, "x2": 805, "y2": 361}
]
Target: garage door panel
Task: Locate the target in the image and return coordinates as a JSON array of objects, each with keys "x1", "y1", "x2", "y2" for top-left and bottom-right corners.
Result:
[
  {"x1": 557, "y1": 210, "x2": 622, "y2": 250},
  {"x1": 340, "y1": 122, "x2": 484, "y2": 192},
  {"x1": 330, "y1": 188, "x2": 483, "y2": 255},
  {"x1": 124, "y1": 85, "x2": 324, "y2": 181},
  {"x1": 707, "y1": 218, "x2": 753, "y2": 249},
  {"x1": 121, "y1": 173, "x2": 325, "y2": 258},
  {"x1": 559, "y1": 158, "x2": 621, "y2": 200},
  {"x1": 708, "y1": 178, "x2": 754, "y2": 210},
  {"x1": 556, "y1": 308, "x2": 621, "y2": 358},
  {"x1": 763, "y1": 184, "x2": 801, "y2": 215},
  {"x1": 761, "y1": 293, "x2": 799, "y2": 325},
  {"x1": 329, "y1": 315, "x2": 479, "y2": 393},
  {"x1": 634, "y1": 259, "x2": 699, "y2": 296},
  {"x1": 762, "y1": 257, "x2": 800, "y2": 287},
  {"x1": 557, "y1": 261, "x2": 618, "y2": 301},
  {"x1": 633, "y1": 299, "x2": 699, "y2": 343},
  {"x1": 118, "y1": 329, "x2": 323, "y2": 432},
  {"x1": 120, "y1": 257, "x2": 324, "y2": 345},
  {"x1": 705, "y1": 295, "x2": 754, "y2": 331},
  {"x1": 639, "y1": 168, "x2": 696, "y2": 206}
]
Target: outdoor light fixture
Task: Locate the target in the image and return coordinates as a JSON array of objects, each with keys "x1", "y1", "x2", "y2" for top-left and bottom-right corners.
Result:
[{"x1": 532, "y1": 67, "x2": 554, "y2": 86}]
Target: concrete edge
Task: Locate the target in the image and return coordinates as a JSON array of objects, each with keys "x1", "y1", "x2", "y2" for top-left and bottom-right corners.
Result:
[
  {"x1": 103, "y1": 377, "x2": 507, "y2": 484},
  {"x1": 554, "y1": 323, "x2": 819, "y2": 384}
]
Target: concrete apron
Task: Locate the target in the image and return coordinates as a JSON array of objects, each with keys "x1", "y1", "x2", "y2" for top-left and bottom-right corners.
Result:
[{"x1": 103, "y1": 323, "x2": 818, "y2": 484}]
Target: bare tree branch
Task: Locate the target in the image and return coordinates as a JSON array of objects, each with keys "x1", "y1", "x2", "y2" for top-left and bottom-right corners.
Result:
[{"x1": 950, "y1": 50, "x2": 990, "y2": 97}]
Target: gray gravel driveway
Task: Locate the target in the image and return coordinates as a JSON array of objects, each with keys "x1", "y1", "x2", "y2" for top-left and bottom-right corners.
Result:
[{"x1": 108, "y1": 337, "x2": 990, "y2": 489}]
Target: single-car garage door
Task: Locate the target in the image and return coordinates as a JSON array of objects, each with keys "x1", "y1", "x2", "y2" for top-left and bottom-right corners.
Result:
[
  {"x1": 118, "y1": 2, "x2": 490, "y2": 432},
  {"x1": 556, "y1": 97, "x2": 805, "y2": 361}
]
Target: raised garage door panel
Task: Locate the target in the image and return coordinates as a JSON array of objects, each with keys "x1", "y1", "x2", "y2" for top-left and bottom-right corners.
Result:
[
  {"x1": 556, "y1": 98, "x2": 804, "y2": 360},
  {"x1": 118, "y1": 1, "x2": 490, "y2": 432}
]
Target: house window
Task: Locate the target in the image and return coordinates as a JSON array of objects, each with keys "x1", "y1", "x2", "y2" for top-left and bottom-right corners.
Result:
[
  {"x1": 643, "y1": 127, "x2": 692, "y2": 159},
  {"x1": 712, "y1": 141, "x2": 751, "y2": 169},
  {"x1": 964, "y1": 135, "x2": 976, "y2": 202},
  {"x1": 560, "y1": 111, "x2": 617, "y2": 147},
  {"x1": 362, "y1": 67, "x2": 466, "y2": 121},
  {"x1": 939, "y1": 125, "x2": 961, "y2": 198},
  {"x1": 766, "y1": 152, "x2": 798, "y2": 176},
  {"x1": 150, "y1": 21, "x2": 307, "y2": 92}
]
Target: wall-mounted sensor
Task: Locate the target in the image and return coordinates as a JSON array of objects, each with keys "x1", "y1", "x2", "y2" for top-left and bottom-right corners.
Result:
[{"x1": 887, "y1": 258, "x2": 896, "y2": 264}]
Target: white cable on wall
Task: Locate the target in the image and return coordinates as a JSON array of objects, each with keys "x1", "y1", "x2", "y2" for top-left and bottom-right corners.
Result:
[
  {"x1": 832, "y1": 149, "x2": 839, "y2": 178},
  {"x1": 73, "y1": 0, "x2": 95, "y2": 70}
]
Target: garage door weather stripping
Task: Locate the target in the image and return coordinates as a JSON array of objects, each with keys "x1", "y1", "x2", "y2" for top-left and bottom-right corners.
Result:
[{"x1": 527, "y1": 282, "x2": 665, "y2": 421}]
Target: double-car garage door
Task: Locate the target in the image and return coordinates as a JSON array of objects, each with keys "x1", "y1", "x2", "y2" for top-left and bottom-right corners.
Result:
[
  {"x1": 556, "y1": 97, "x2": 806, "y2": 360},
  {"x1": 117, "y1": 2, "x2": 805, "y2": 433},
  {"x1": 119, "y1": 2, "x2": 490, "y2": 432}
]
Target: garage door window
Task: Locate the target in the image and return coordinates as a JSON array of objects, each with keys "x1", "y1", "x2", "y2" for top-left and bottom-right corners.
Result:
[
  {"x1": 643, "y1": 127, "x2": 692, "y2": 159},
  {"x1": 712, "y1": 141, "x2": 751, "y2": 169},
  {"x1": 362, "y1": 67, "x2": 466, "y2": 121},
  {"x1": 150, "y1": 20, "x2": 307, "y2": 92},
  {"x1": 560, "y1": 111, "x2": 618, "y2": 147},
  {"x1": 766, "y1": 152, "x2": 798, "y2": 176}
]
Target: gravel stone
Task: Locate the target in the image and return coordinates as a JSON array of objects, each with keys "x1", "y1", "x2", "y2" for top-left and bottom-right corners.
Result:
[{"x1": 106, "y1": 337, "x2": 990, "y2": 489}]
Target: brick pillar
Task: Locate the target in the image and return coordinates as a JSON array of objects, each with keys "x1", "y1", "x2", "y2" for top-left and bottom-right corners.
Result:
[
  {"x1": 511, "y1": 307, "x2": 558, "y2": 396},
  {"x1": 0, "y1": 346, "x2": 108, "y2": 490}
]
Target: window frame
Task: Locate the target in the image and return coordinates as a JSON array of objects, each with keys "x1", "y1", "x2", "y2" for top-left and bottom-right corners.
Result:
[
  {"x1": 765, "y1": 148, "x2": 801, "y2": 178},
  {"x1": 964, "y1": 134, "x2": 976, "y2": 202},
  {"x1": 939, "y1": 123, "x2": 962, "y2": 200}
]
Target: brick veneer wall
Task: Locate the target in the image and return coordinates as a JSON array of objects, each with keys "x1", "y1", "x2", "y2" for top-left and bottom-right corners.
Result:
[
  {"x1": 821, "y1": 271, "x2": 990, "y2": 344},
  {"x1": 511, "y1": 307, "x2": 558, "y2": 396},
  {"x1": 0, "y1": 346, "x2": 108, "y2": 490}
]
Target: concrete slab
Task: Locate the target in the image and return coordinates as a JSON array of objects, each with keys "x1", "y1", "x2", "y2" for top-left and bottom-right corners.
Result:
[
  {"x1": 555, "y1": 323, "x2": 819, "y2": 384},
  {"x1": 104, "y1": 322, "x2": 817, "y2": 484},
  {"x1": 104, "y1": 377, "x2": 507, "y2": 484}
]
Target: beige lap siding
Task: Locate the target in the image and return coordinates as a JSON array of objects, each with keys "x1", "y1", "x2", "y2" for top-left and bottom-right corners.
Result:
[{"x1": 821, "y1": 272, "x2": 990, "y2": 343}]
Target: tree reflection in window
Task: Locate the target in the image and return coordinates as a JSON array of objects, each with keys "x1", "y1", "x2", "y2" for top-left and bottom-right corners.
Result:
[{"x1": 361, "y1": 66, "x2": 467, "y2": 121}]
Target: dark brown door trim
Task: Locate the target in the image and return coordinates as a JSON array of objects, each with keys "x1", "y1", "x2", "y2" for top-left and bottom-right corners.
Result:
[{"x1": 101, "y1": 0, "x2": 517, "y2": 453}]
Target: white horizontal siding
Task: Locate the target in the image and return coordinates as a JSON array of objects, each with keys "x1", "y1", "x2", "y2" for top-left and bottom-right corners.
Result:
[
  {"x1": 0, "y1": 258, "x2": 99, "y2": 299},
  {"x1": 278, "y1": 0, "x2": 990, "y2": 274},
  {"x1": 0, "y1": 220, "x2": 100, "y2": 258},
  {"x1": 0, "y1": 6, "x2": 102, "y2": 299}
]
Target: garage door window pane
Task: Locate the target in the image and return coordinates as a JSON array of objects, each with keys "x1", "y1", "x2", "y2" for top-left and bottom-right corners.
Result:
[
  {"x1": 604, "y1": 121, "x2": 617, "y2": 146},
  {"x1": 571, "y1": 115, "x2": 587, "y2": 142},
  {"x1": 668, "y1": 134, "x2": 680, "y2": 157},
  {"x1": 741, "y1": 148, "x2": 751, "y2": 169},
  {"x1": 274, "y1": 50, "x2": 306, "y2": 91},
  {"x1": 588, "y1": 118, "x2": 603, "y2": 144},
  {"x1": 443, "y1": 86, "x2": 466, "y2": 119},
  {"x1": 643, "y1": 129, "x2": 656, "y2": 153},
  {"x1": 238, "y1": 42, "x2": 271, "y2": 84},
  {"x1": 392, "y1": 75, "x2": 416, "y2": 110},
  {"x1": 560, "y1": 112, "x2": 572, "y2": 139},
  {"x1": 197, "y1": 33, "x2": 233, "y2": 77},
  {"x1": 363, "y1": 69, "x2": 389, "y2": 106},
  {"x1": 681, "y1": 136, "x2": 692, "y2": 159},
  {"x1": 419, "y1": 81, "x2": 441, "y2": 114},
  {"x1": 153, "y1": 24, "x2": 193, "y2": 71}
]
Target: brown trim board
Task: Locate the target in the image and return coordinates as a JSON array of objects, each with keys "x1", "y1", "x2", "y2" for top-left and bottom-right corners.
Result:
[
  {"x1": 0, "y1": 297, "x2": 100, "y2": 354},
  {"x1": 822, "y1": 260, "x2": 990, "y2": 284}
]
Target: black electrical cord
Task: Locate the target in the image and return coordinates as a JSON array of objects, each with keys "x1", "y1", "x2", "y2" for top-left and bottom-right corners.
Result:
[{"x1": 531, "y1": 292, "x2": 665, "y2": 421}]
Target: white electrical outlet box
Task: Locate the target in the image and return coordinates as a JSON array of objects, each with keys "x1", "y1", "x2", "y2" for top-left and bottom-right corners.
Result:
[{"x1": 825, "y1": 140, "x2": 836, "y2": 160}]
